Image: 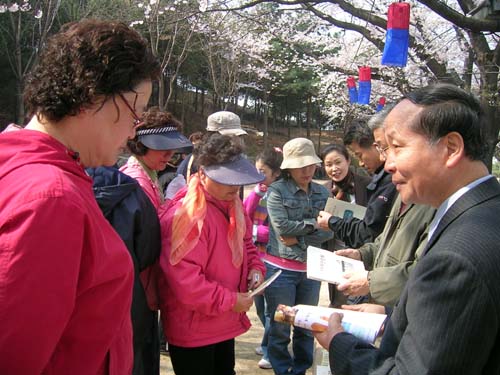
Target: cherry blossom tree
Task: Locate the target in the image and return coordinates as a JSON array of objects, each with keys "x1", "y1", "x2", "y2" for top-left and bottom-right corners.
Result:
[
  {"x1": 206, "y1": 0, "x2": 499, "y2": 164},
  {"x1": 0, "y1": 0, "x2": 60, "y2": 123},
  {"x1": 130, "y1": 0, "x2": 203, "y2": 110}
]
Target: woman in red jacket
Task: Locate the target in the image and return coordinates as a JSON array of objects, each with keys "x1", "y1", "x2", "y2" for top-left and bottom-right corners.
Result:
[
  {"x1": 159, "y1": 134, "x2": 266, "y2": 375},
  {"x1": 0, "y1": 20, "x2": 159, "y2": 375}
]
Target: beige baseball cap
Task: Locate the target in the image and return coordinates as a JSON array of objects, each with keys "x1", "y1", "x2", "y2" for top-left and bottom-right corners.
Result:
[
  {"x1": 206, "y1": 111, "x2": 247, "y2": 136},
  {"x1": 280, "y1": 138, "x2": 321, "y2": 169}
]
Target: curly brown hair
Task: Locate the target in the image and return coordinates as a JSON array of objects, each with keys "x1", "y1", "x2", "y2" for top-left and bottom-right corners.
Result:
[
  {"x1": 194, "y1": 133, "x2": 244, "y2": 168},
  {"x1": 127, "y1": 107, "x2": 183, "y2": 156},
  {"x1": 24, "y1": 19, "x2": 160, "y2": 122}
]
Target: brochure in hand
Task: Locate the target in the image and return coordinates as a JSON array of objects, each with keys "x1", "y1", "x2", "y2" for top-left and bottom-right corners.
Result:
[
  {"x1": 249, "y1": 269, "x2": 282, "y2": 297},
  {"x1": 275, "y1": 304, "x2": 386, "y2": 344},
  {"x1": 307, "y1": 246, "x2": 365, "y2": 285}
]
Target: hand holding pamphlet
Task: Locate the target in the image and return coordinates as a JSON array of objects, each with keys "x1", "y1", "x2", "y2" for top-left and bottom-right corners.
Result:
[
  {"x1": 307, "y1": 246, "x2": 365, "y2": 285},
  {"x1": 324, "y1": 197, "x2": 366, "y2": 220},
  {"x1": 249, "y1": 269, "x2": 282, "y2": 297},
  {"x1": 274, "y1": 304, "x2": 386, "y2": 344}
]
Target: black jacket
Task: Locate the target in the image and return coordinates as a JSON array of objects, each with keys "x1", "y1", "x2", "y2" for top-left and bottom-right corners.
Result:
[
  {"x1": 328, "y1": 166, "x2": 397, "y2": 248},
  {"x1": 88, "y1": 166, "x2": 161, "y2": 375}
]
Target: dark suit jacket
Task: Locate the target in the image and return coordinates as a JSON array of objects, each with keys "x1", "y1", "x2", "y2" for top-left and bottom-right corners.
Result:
[{"x1": 328, "y1": 177, "x2": 500, "y2": 374}]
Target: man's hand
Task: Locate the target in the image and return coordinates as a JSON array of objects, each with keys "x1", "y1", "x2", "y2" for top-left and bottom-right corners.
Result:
[
  {"x1": 341, "y1": 303, "x2": 385, "y2": 315},
  {"x1": 341, "y1": 304, "x2": 386, "y2": 335},
  {"x1": 247, "y1": 269, "x2": 264, "y2": 291},
  {"x1": 316, "y1": 211, "x2": 332, "y2": 230},
  {"x1": 280, "y1": 235, "x2": 298, "y2": 246},
  {"x1": 232, "y1": 293, "x2": 254, "y2": 313},
  {"x1": 313, "y1": 312, "x2": 345, "y2": 350},
  {"x1": 335, "y1": 248, "x2": 362, "y2": 261},
  {"x1": 337, "y1": 270, "x2": 369, "y2": 296}
]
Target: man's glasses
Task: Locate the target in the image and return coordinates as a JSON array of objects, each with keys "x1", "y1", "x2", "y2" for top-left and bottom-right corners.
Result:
[
  {"x1": 118, "y1": 93, "x2": 144, "y2": 129},
  {"x1": 375, "y1": 144, "x2": 389, "y2": 158}
]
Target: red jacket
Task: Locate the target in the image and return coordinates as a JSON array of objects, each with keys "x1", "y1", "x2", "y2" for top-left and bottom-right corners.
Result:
[
  {"x1": 158, "y1": 187, "x2": 265, "y2": 347},
  {"x1": 0, "y1": 130, "x2": 134, "y2": 374}
]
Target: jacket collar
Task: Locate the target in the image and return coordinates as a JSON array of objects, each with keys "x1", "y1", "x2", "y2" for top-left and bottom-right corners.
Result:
[
  {"x1": 283, "y1": 177, "x2": 323, "y2": 195},
  {"x1": 367, "y1": 165, "x2": 387, "y2": 191},
  {"x1": 423, "y1": 177, "x2": 500, "y2": 257}
]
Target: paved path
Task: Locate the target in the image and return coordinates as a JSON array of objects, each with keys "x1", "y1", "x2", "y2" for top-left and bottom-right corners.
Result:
[{"x1": 160, "y1": 281, "x2": 331, "y2": 374}]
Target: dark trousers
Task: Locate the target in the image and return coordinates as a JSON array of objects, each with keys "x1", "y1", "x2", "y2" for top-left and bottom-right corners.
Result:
[{"x1": 169, "y1": 339, "x2": 236, "y2": 375}]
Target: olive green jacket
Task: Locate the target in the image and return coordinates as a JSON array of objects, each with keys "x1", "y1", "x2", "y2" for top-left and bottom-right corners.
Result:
[{"x1": 358, "y1": 194, "x2": 436, "y2": 306}]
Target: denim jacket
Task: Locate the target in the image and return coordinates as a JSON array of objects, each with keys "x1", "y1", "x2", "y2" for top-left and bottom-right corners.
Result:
[{"x1": 267, "y1": 178, "x2": 333, "y2": 263}]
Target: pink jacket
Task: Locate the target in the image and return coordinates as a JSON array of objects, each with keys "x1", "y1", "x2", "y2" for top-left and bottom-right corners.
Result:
[
  {"x1": 243, "y1": 185, "x2": 270, "y2": 249},
  {"x1": 120, "y1": 156, "x2": 164, "y2": 211},
  {"x1": 158, "y1": 188, "x2": 265, "y2": 347},
  {"x1": 0, "y1": 130, "x2": 134, "y2": 374}
]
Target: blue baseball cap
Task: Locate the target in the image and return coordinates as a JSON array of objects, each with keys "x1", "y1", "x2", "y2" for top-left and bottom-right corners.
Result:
[
  {"x1": 203, "y1": 155, "x2": 265, "y2": 186},
  {"x1": 137, "y1": 126, "x2": 193, "y2": 153}
]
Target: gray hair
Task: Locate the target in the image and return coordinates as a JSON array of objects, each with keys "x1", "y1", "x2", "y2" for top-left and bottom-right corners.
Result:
[{"x1": 368, "y1": 104, "x2": 395, "y2": 131}]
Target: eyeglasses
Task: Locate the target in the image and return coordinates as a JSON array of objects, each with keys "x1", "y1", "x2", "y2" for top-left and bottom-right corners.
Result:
[
  {"x1": 117, "y1": 93, "x2": 144, "y2": 129},
  {"x1": 375, "y1": 144, "x2": 389, "y2": 158}
]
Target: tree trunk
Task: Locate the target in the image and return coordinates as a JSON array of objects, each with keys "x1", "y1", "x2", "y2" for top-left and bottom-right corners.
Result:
[
  {"x1": 181, "y1": 83, "x2": 186, "y2": 124},
  {"x1": 317, "y1": 108, "x2": 322, "y2": 152},
  {"x1": 158, "y1": 78, "x2": 166, "y2": 110},
  {"x1": 14, "y1": 13, "x2": 24, "y2": 124},
  {"x1": 241, "y1": 90, "x2": 249, "y2": 123},
  {"x1": 286, "y1": 114, "x2": 291, "y2": 140},
  {"x1": 173, "y1": 83, "x2": 178, "y2": 113},
  {"x1": 194, "y1": 87, "x2": 199, "y2": 113},
  {"x1": 463, "y1": 50, "x2": 473, "y2": 91},
  {"x1": 272, "y1": 104, "x2": 277, "y2": 132},
  {"x1": 306, "y1": 95, "x2": 311, "y2": 139},
  {"x1": 201, "y1": 89, "x2": 205, "y2": 117},
  {"x1": 263, "y1": 91, "x2": 269, "y2": 147}
]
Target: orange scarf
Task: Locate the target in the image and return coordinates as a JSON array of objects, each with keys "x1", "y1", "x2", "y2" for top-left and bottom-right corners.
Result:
[{"x1": 170, "y1": 174, "x2": 245, "y2": 267}]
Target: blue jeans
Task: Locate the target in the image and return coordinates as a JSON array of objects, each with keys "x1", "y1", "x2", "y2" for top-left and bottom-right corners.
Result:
[
  {"x1": 255, "y1": 294, "x2": 271, "y2": 360},
  {"x1": 264, "y1": 263, "x2": 321, "y2": 375}
]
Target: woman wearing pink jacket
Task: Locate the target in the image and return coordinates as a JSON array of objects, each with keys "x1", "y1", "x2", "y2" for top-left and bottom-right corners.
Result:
[
  {"x1": 120, "y1": 107, "x2": 192, "y2": 212},
  {"x1": 159, "y1": 134, "x2": 266, "y2": 375}
]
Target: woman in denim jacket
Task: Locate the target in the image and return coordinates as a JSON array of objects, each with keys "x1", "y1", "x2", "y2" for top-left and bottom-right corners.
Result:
[{"x1": 264, "y1": 138, "x2": 333, "y2": 375}]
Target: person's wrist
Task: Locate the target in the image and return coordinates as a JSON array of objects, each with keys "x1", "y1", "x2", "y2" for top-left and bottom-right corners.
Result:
[{"x1": 328, "y1": 216, "x2": 342, "y2": 230}]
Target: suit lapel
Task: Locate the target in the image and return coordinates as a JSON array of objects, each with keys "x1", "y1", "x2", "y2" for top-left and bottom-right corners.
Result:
[{"x1": 422, "y1": 177, "x2": 500, "y2": 257}]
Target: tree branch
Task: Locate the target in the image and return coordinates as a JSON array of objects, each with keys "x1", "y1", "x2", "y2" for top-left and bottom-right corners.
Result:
[{"x1": 420, "y1": 0, "x2": 500, "y2": 33}]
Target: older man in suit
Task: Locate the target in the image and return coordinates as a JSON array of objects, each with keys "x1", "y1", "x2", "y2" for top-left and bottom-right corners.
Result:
[{"x1": 314, "y1": 83, "x2": 500, "y2": 374}]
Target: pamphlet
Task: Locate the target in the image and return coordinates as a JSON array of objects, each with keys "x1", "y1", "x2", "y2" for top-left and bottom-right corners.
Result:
[
  {"x1": 288, "y1": 304, "x2": 386, "y2": 343},
  {"x1": 324, "y1": 197, "x2": 366, "y2": 220},
  {"x1": 249, "y1": 269, "x2": 282, "y2": 297},
  {"x1": 307, "y1": 246, "x2": 365, "y2": 285}
]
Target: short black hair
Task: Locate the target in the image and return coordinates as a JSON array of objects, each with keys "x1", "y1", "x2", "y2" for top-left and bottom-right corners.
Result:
[
  {"x1": 343, "y1": 119, "x2": 374, "y2": 148},
  {"x1": 256, "y1": 148, "x2": 283, "y2": 174},
  {"x1": 404, "y1": 83, "x2": 488, "y2": 162}
]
